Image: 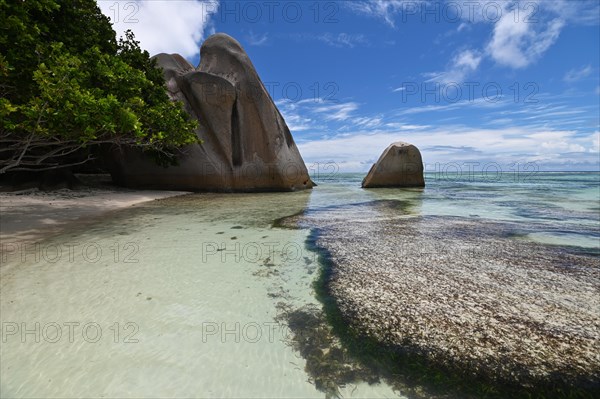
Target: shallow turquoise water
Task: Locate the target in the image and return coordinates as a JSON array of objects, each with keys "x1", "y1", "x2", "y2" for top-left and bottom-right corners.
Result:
[
  {"x1": 0, "y1": 193, "x2": 397, "y2": 398},
  {"x1": 0, "y1": 172, "x2": 598, "y2": 398},
  {"x1": 310, "y1": 172, "x2": 600, "y2": 250}
]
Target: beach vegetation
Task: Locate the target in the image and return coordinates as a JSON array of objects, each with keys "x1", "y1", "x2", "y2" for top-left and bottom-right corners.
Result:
[{"x1": 0, "y1": 0, "x2": 198, "y2": 174}]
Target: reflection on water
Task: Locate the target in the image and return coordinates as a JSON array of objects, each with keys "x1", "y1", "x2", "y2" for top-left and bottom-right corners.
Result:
[{"x1": 1, "y1": 173, "x2": 598, "y2": 398}]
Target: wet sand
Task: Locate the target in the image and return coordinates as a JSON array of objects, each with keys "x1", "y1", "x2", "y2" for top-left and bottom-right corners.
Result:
[{"x1": 0, "y1": 185, "x2": 188, "y2": 251}]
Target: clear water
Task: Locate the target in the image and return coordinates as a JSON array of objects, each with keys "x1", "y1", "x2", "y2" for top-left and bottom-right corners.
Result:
[
  {"x1": 310, "y1": 172, "x2": 600, "y2": 249},
  {"x1": 1, "y1": 173, "x2": 598, "y2": 398}
]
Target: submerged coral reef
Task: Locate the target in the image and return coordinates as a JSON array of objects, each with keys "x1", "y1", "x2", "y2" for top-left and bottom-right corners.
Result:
[{"x1": 279, "y1": 200, "x2": 600, "y2": 396}]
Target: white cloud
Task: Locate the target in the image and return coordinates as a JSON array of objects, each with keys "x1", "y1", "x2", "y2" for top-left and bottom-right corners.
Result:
[
  {"x1": 282, "y1": 114, "x2": 314, "y2": 132},
  {"x1": 317, "y1": 33, "x2": 369, "y2": 48},
  {"x1": 313, "y1": 102, "x2": 360, "y2": 121},
  {"x1": 592, "y1": 132, "x2": 600, "y2": 152},
  {"x1": 554, "y1": 143, "x2": 586, "y2": 152},
  {"x1": 276, "y1": 99, "x2": 324, "y2": 133},
  {"x1": 486, "y1": 5, "x2": 564, "y2": 69},
  {"x1": 97, "y1": 0, "x2": 218, "y2": 58},
  {"x1": 350, "y1": 0, "x2": 599, "y2": 29},
  {"x1": 455, "y1": 49, "x2": 482, "y2": 70},
  {"x1": 245, "y1": 31, "x2": 268, "y2": 46},
  {"x1": 275, "y1": 98, "x2": 363, "y2": 133},
  {"x1": 457, "y1": 22, "x2": 469, "y2": 32},
  {"x1": 425, "y1": 49, "x2": 483, "y2": 83},
  {"x1": 396, "y1": 96, "x2": 506, "y2": 116},
  {"x1": 564, "y1": 65, "x2": 593, "y2": 82},
  {"x1": 385, "y1": 123, "x2": 431, "y2": 130},
  {"x1": 298, "y1": 127, "x2": 600, "y2": 172},
  {"x1": 422, "y1": 1, "x2": 594, "y2": 82},
  {"x1": 276, "y1": 90, "x2": 597, "y2": 171},
  {"x1": 345, "y1": 0, "x2": 422, "y2": 28},
  {"x1": 528, "y1": 131, "x2": 588, "y2": 154},
  {"x1": 289, "y1": 33, "x2": 369, "y2": 48},
  {"x1": 524, "y1": 110, "x2": 585, "y2": 119},
  {"x1": 352, "y1": 116, "x2": 383, "y2": 129},
  {"x1": 543, "y1": 0, "x2": 600, "y2": 26}
]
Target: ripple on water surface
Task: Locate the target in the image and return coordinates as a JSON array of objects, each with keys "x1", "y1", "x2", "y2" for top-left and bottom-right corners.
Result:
[{"x1": 1, "y1": 192, "x2": 397, "y2": 398}]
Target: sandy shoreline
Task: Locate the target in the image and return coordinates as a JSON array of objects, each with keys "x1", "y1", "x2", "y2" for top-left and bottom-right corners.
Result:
[{"x1": 0, "y1": 185, "x2": 189, "y2": 250}]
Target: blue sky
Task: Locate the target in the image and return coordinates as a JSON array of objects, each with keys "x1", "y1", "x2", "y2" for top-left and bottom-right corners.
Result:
[{"x1": 98, "y1": 0, "x2": 600, "y2": 172}]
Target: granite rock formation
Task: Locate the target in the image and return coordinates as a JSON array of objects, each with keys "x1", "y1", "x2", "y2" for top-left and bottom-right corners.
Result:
[
  {"x1": 109, "y1": 33, "x2": 312, "y2": 192},
  {"x1": 362, "y1": 142, "x2": 425, "y2": 188}
]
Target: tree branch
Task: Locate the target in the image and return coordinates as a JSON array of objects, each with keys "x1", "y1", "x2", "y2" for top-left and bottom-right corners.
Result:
[{"x1": 7, "y1": 155, "x2": 95, "y2": 172}]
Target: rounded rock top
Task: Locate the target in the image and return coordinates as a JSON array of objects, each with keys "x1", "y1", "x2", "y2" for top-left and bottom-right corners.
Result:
[{"x1": 200, "y1": 33, "x2": 245, "y2": 54}]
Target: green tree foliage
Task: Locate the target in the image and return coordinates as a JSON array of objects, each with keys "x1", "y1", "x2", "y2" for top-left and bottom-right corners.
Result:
[{"x1": 0, "y1": 0, "x2": 198, "y2": 173}]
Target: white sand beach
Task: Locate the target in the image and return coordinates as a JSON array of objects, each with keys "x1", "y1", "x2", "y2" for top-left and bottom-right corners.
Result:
[{"x1": 0, "y1": 185, "x2": 189, "y2": 250}]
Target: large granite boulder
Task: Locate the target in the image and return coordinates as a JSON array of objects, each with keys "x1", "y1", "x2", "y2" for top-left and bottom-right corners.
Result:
[
  {"x1": 109, "y1": 33, "x2": 313, "y2": 192},
  {"x1": 362, "y1": 142, "x2": 425, "y2": 188}
]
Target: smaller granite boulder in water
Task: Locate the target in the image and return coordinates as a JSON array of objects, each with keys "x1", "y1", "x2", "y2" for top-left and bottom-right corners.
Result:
[{"x1": 362, "y1": 142, "x2": 424, "y2": 188}]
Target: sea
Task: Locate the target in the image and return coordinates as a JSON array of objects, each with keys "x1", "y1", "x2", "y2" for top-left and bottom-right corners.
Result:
[{"x1": 1, "y1": 172, "x2": 598, "y2": 398}]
